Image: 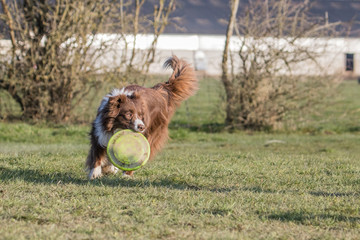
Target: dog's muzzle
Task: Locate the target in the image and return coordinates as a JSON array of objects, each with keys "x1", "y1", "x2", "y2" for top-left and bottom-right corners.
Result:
[{"x1": 133, "y1": 119, "x2": 145, "y2": 133}]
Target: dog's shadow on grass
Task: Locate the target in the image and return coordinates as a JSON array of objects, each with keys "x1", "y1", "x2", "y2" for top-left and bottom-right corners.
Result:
[
  {"x1": 0, "y1": 166, "x2": 157, "y2": 187},
  {"x1": 1, "y1": 167, "x2": 360, "y2": 198},
  {"x1": 0, "y1": 166, "x2": 234, "y2": 191},
  {"x1": 0, "y1": 167, "x2": 89, "y2": 185}
]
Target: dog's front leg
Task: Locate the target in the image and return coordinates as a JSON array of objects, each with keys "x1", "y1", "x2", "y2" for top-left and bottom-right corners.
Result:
[{"x1": 87, "y1": 146, "x2": 107, "y2": 180}]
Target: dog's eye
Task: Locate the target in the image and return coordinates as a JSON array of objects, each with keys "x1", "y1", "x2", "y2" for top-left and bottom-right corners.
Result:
[{"x1": 125, "y1": 112, "x2": 133, "y2": 119}]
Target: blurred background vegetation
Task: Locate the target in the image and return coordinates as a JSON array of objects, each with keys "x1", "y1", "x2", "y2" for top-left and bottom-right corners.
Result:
[
  {"x1": 1, "y1": 76, "x2": 359, "y2": 134},
  {"x1": 0, "y1": 0, "x2": 358, "y2": 133}
]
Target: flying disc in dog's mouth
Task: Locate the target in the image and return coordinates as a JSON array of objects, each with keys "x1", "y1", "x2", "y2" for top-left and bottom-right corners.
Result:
[{"x1": 107, "y1": 130, "x2": 150, "y2": 171}]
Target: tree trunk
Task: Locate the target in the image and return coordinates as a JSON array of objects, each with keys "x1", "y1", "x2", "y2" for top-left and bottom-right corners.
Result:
[{"x1": 221, "y1": 0, "x2": 240, "y2": 126}]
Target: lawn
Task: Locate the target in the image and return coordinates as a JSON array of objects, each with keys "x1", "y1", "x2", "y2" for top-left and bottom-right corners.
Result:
[{"x1": 0, "y1": 79, "x2": 359, "y2": 239}]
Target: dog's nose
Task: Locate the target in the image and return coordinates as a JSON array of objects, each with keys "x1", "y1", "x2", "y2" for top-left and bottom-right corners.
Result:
[
  {"x1": 137, "y1": 124, "x2": 145, "y2": 132},
  {"x1": 134, "y1": 119, "x2": 146, "y2": 132}
]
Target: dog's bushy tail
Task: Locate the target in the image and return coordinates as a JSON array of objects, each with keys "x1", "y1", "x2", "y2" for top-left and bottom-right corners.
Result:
[{"x1": 163, "y1": 56, "x2": 198, "y2": 107}]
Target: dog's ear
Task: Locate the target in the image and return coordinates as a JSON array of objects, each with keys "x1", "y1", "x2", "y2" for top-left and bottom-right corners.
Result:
[
  {"x1": 127, "y1": 91, "x2": 139, "y2": 100},
  {"x1": 109, "y1": 94, "x2": 127, "y2": 107},
  {"x1": 104, "y1": 95, "x2": 127, "y2": 131},
  {"x1": 108, "y1": 95, "x2": 126, "y2": 116}
]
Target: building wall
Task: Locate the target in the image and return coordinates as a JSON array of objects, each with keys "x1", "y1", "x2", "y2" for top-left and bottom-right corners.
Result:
[
  {"x1": 126, "y1": 35, "x2": 360, "y2": 77},
  {"x1": 1, "y1": 35, "x2": 359, "y2": 77}
]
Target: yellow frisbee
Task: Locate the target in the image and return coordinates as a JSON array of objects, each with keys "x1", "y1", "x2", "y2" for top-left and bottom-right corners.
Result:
[{"x1": 107, "y1": 130, "x2": 150, "y2": 171}]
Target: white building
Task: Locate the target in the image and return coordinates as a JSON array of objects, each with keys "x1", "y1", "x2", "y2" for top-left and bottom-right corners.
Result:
[
  {"x1": 1, "y1": 34, "x2": 359, "y2": 77},
  {"x1": 89, "y1": 34, "x2": 360, "y2": 77}
]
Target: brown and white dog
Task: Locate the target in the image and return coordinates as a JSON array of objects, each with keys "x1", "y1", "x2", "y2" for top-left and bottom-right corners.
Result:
[{"x1": 86, "y1": 56, "x2": 198, "y2": 179}]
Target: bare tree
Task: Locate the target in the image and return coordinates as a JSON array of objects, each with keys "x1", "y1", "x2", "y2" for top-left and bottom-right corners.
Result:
[
  {"x1": 0, "y1": 0, "x2": 175, "y2": 122},
  {"x1": 120, "y1": 0, "x2": 176, "y2": 85},
  {"x1": 222, "y1": 0, "x2": 239, "y2": 126},
  {"x1": 222, "y1": 0, "x2": 342, "y2": 130},
  {"x1": 0, "y1": 1, "x2": 104, "y2": 121}
]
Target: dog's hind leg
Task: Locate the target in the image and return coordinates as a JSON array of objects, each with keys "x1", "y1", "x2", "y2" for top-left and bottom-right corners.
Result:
[{"x1": 122, "y1": 171, "x2": 134, "y2": 177}]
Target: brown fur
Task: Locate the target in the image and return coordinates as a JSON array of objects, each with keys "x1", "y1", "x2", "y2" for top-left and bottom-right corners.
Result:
[{"x1": 86, "y1": 56, "x2": 198, "y2": 179}]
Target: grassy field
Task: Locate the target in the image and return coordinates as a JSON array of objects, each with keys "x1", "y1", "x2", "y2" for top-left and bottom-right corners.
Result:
[{"x1": 0, "y1": 79, "x2": 360, "y2": 239}]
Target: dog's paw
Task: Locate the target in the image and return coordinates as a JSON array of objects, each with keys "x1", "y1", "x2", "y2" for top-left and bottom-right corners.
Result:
[
  {"x1": 88, "y1": 166, "x2": 102, "y2": 180},
  {"x1": 102, "y1": 165, "x2": 119, "y2": 175},
  {"x1": 122, "y1": 171, "x2": 134, "y2": 178}
]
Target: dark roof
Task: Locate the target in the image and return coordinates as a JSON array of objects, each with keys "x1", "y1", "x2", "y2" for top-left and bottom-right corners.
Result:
[{"x1": 158, "y1": 0, "x2": 360, "y2": 36}]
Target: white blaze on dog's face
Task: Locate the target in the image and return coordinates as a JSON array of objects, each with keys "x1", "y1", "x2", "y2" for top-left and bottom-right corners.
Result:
[{"x1": 134, "y1": 118, "x2": 145, "y2": 133}]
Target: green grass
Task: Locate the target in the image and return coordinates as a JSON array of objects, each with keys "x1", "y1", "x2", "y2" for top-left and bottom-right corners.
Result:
[
  {"x1": 0, "y1": 78, "x2": 360, "y2": 239},
  {"x1": 0, "y1": 123, "x2": 359, "y2": 239},
  {"x1": 286, "y1": 80, "x2": 360, "y2": 133}
]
